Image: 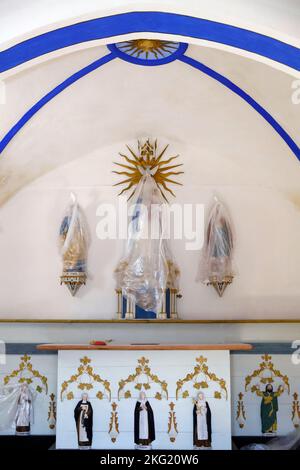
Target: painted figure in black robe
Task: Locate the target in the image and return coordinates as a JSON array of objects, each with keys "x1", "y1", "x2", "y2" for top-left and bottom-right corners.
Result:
[
  {"x1": 193, "y1": 392, "x2": 212, "y2": 448},
  {"x1": 134, "y1": 391, "x2": 155, "y2": 447},
  {"x1": 74, "y1": 393, "x2": 93, "y2": 448}
]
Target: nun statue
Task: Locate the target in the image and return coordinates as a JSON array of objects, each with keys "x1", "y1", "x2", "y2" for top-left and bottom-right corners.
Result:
[
  {"x1": 15, "y1": 383, "x2": 34, "y2": 435},
  {"x1": 193, "y1": 392, "x2": 212, "y2": 449},
  {"x1": 134, "y1": 391, "x2": 155, "y2": 449},
  {"x1": 74, "y1": 393, "x2": 93, "y2": 449}
]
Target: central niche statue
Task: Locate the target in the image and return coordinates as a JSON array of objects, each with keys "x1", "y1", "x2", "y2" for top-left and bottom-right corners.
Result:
[
  {"x1": 74, "y1": 393, "x2": 93, "y2": 449},
  {"x1": 134, "y1": 391, "x2": 155, "y2": 449},
  {"x1": 114, "y1": 139, "x2": 182, "y2": 320}
]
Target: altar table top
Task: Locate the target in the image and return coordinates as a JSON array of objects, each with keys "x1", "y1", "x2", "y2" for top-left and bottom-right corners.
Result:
[{"x1": 37, "y1": 343, "x2": 253, "y2": 351}]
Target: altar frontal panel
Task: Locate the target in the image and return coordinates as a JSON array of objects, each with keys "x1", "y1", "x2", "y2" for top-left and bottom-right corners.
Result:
[{"x1": 56, "y1": 350, "x2": 231, "y2": 449}]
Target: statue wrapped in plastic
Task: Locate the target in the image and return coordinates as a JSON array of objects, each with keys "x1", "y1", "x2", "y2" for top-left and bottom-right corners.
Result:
[
  {"x1": 59, "y1": 194, "x2": 89, "y2": 296},
  {"x1": 0, "y1": 384, "x2": 35, "y2": 435},
  {"x1": 114, "y1": 174, "x2": 180, "y2": 319},
  {"x1": 200, "y1": 197, "x2": 234, "y2": 297}
]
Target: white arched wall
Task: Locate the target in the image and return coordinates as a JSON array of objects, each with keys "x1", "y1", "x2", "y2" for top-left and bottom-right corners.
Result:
[
  {"x1": 1, "y1": 4, "x2": 300, "y2": 446},
  {"x1": 0, "y1": 41, "x2": 300, "y2": 320},
  {"x1": 1, "y1": 1, "x2": 300, "y2": 79},
  {"x1": 1, "y1": 4, "x2": 300, "y2": 442},
  {"x1": 1, "y1": 0, "x2": 300, "y2": 48},
  {"x1": 1, "y1": 43, "x2": 299, "y2": 203}
]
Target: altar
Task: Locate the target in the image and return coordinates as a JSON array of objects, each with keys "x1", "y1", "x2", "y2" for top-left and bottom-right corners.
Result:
[{"x1": 37, "y1": 343, "x2": 252, "y2": 450}]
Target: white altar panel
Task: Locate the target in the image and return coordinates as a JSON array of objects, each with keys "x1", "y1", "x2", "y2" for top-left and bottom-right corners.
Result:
[
  {"x1": 56, "y1": 350, "x2": 231, "y2": 449},
  {"x1": 231, "y1": 354, "x2": 300, "y2": 436},
  {"x1": 0, "y1": 354, "x2": 57, "y2": 435}
]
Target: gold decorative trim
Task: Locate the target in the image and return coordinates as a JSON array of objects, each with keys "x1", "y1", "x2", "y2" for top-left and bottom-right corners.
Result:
[
  {"x1": 48, "y1": 393, "x2": 56, "y2": 430},
  {"x1": 118, "y1": 356, "x2": 168, "y2": 400},
  {"x1": 208, "y1": 275, "x2": 234, "y2": 297},
  {"x1": 117, "y1": 39, "x2": 178, "y2": 59},
  {"x1": 60, "y1": 272, "x2": 86, "y2": 297},
  {"x1": 167, "y1": 402, "x2": 178, "y2": 442},
  {"x1": 108, "y1": 402, "x2": 120, "y2": 443},
  {"x1": 113, "y1": 139, "x2": 183, "y2": 201},
  {"x1": 236, "y1": 392, "x2": 246, "y2": 429},
  {"x1": 245, "y1": 354, "x2": 290, "y2": 394},
  {"x1": 292, "y1": 392, "x2": 300, "y2": 428},
  {"x1": 176, "y1": 355, "x2": 228, "y2": 400},
  {"x1": 60, "y1": 356, "x2": 111, "y2": 401},
  {"x1": 3, "y1": 354, "x2": 48, "y2": 394}
]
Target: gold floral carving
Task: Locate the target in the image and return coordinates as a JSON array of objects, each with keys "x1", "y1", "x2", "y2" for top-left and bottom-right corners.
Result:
[
  {"x1": 245, "y1": 354, "x2": 290, "y2": 395},
  {"x1": 60, "y1": 356, "x2": 111, "y2": 401},
  {"x1": 3, "y1": 354, "x2": 48, "y2": 394},
  {"x1": 236, "y1": 392, "x2": 246, "y2": 429},
  {"x1": 291, "y1": 392, "x2": 300, "y2": 428},
  {"x1": 48, "y1": 393, "x2": 56, "y2": 429},
  {"x1": 167, "y1": 402, "x2": 179, "y2": 442},
  {"x1": 108, "y1": 402, "x2": 120, "y2": 443},
  {"x1": 118, "y1": 356, "x2": 168, "y2": 400},
  {"x1": 176, "y1": 356, "x2": 228, "y2": 400}
]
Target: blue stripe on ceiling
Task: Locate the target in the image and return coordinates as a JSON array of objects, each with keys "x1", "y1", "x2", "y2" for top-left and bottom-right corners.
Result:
[
  {"x1": 0, "y1": 12, "x2": 300, "y2": 72},
  {"x1": 0, "y1": 52, "x2": 115, "y2": 154},
  {"x1": 180, "y1": 54, "x2": 300, "y2": 161},
  {"x1": 0, "y1": 49, "x2": 299, "y2": 163}
]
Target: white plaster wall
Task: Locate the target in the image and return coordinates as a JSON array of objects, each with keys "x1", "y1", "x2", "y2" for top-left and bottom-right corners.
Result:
[
  {"x1": 1, "y1": 0, "x2": 299, "y2": 48},
  {"x1": 1, "y1": 148, "x2": 300, "y2": 320},
  {"x1": 0, "y1": 45, "x2": 300, "y2": 320},
  {"x1": 0, "y1": 354, "x2": 57, "y2": 436},
  {"x1": 231, "y1": 354, "x2": 300, "y2": 436},
  {"x1": 1, "y1": 44, "x2": 299, "y2": 201}
]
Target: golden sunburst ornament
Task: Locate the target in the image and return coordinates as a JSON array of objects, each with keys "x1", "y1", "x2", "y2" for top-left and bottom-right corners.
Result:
[
  {"x1": 113, "y1": 140, "x2": 183, "y2": 201},
  {"x1": 116, "y1": 39, "x2": 180, "y2": 59}
]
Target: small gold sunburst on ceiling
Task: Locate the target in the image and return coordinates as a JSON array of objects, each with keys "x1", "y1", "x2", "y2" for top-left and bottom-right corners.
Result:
[
  {"x1": 113, "y1": 140, "x2": 183, "y2": 201},
  {"x1": 116, "y1": 39, "x2": 179, "y2": 59}
]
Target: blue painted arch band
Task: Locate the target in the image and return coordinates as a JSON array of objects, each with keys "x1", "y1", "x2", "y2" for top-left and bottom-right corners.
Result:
[
  {"x1": 0, "y1": 52, "x2": 115, "y2": 154},
  {"x1": 179, "y1": 54, "x2": 300, "y2": 161},
  {"x1": 0, "y1": 46, "x2": 299, "y2": 165},
  {"x1": 0, "y1": 12, "x2": 300, "y2": 73}
]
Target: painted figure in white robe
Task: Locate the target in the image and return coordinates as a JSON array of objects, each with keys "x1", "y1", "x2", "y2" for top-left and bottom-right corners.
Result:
[
  {"x1": 15, "y1": 383, "x2": 34, "y2": 435},
  {"x1": 134, "y1": 391, "x2": 155, "y2": 449},
  {"x1": 74, "y1": 393, "x2": 93, "y2": 449},
  {"x1": 193, "y1": 392, "x2": 212, "y2": 448}
]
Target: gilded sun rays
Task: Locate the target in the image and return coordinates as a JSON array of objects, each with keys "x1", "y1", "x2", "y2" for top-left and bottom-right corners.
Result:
[
  {"x1": 116, "y1": 39, "x2": 180, "y2": 60},
  {"x1": 113, "y1": 139, "x2": 183, "y2": 201}
]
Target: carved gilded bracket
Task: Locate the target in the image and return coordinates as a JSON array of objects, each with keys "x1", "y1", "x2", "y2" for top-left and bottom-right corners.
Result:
[
  {"x1": 3, "y1": 354, "x2": 48, "y2": 394},
  {"x1": 236, "y1": 392, "x2": 246, "y2": 429},
  {"x1": 245, "y1": 354, "x2": 290, "y2": 394},
  {"x1": 118, "y1": 356, "x2": 168, "y2": 400},
  {"x1": 176, "y1": 356, "x2": 228, "y2": 400},
  {"x1": 108, "y1": 402, "x2": 120, "y2": 442},
  {"x1": 168, "y1": 402, "x2": 179, "y2": 442},
  {"x1": 60, "y1": 356, "x2": 111, "y2": 401},
  {"x1": 291, "y1": 392, "x2": 300, "y2": 428},
  {"x1": 48, "y1": 393, "x2": 56, "y2": 429}
]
